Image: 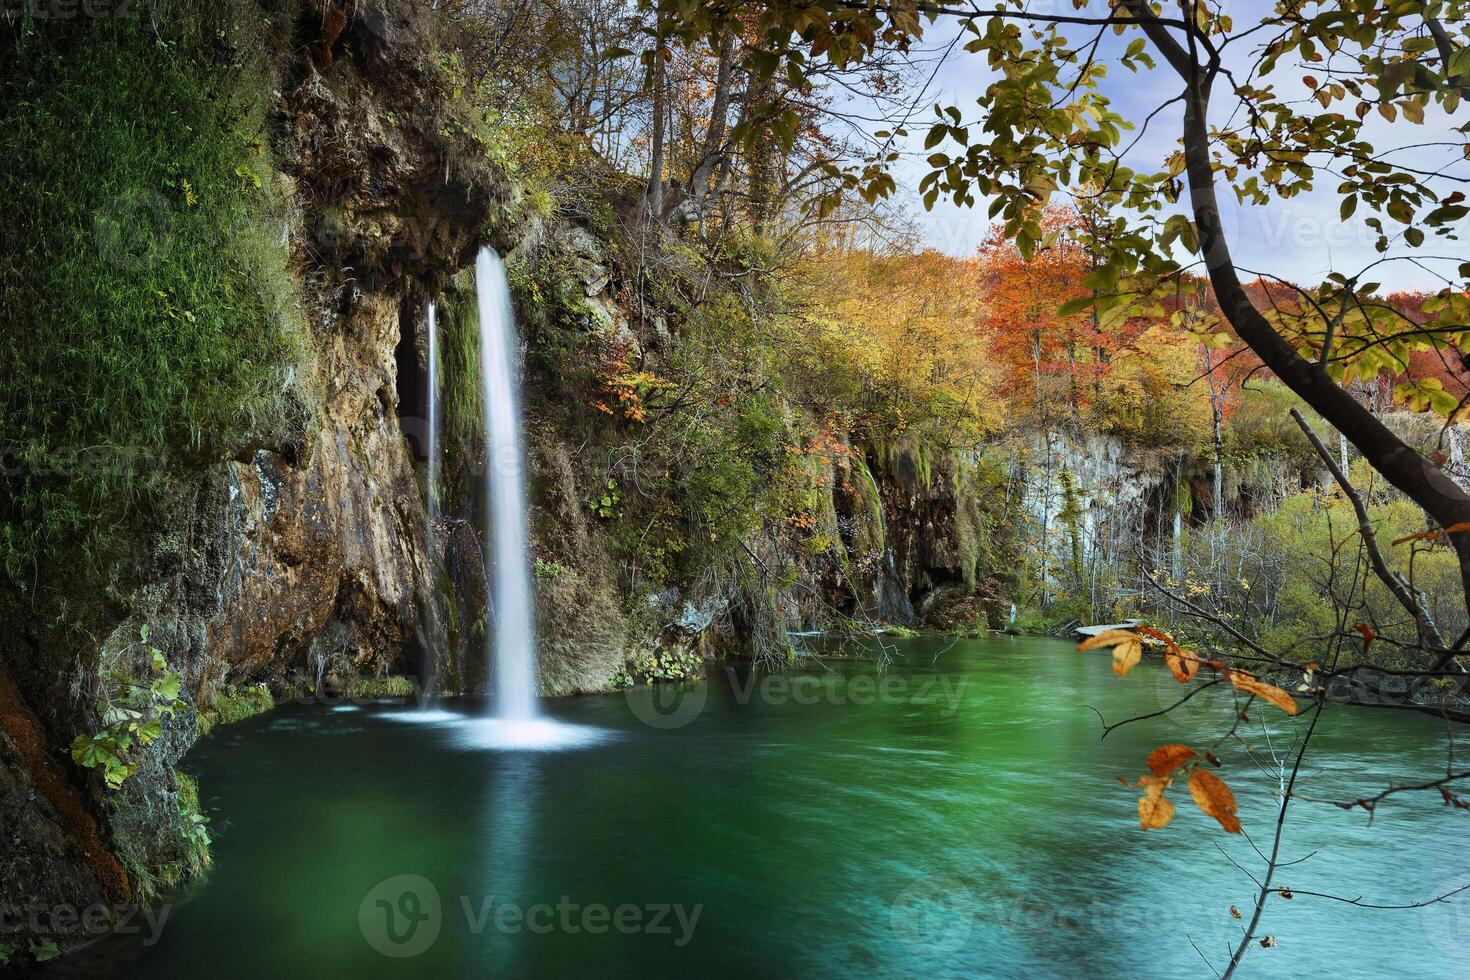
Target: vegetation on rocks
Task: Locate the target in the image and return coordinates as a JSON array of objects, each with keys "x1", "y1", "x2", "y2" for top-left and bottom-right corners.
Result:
[{"x1": 0, "y1": 17, "x2": 304, "y2": 607}]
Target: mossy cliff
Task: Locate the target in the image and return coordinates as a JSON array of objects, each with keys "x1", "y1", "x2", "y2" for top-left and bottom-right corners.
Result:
[{"x1": 0, "y1": 1, "x2": 517, "y2": 953}]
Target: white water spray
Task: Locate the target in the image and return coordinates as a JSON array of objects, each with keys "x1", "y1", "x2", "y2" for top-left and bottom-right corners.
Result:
[{"x1": 475, "y1": 248, "x2": 538, "y2": 721}]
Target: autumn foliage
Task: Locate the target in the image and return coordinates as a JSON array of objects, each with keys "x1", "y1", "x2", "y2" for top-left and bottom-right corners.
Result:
[{"x1": 1080, "y1": 624, "x2": 1297, "y2": 833}]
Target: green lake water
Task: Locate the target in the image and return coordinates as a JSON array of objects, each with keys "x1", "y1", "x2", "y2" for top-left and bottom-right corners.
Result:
[{"x1": 57, "y1": 635, "x2": 1470, "y2": 978}]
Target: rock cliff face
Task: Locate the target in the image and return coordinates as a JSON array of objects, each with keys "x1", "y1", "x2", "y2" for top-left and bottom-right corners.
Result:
[{"x1": 1, "y1": 0, "x2": 513, "y2": 941}]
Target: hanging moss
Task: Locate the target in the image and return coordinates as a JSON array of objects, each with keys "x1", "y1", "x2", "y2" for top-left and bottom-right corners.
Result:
[
  {"x1": 852, "y1": 453, "x2": 886, "y2": 556},
  {"x1": 0, "y1": 19, "x2": 305, "y2": 601},
  {"x1": 1057, "y1": 468, "x2": 1086, "y2": 594},
  {"x1": 434, "y1": 268, "x2": 486, "y2": 522},
  {"x1": 1172, "y1": 476, "x2": 1194, "y2": 517},
  {"x1": 951, "y1": 454, "x2": 1000, "y2": 589}
]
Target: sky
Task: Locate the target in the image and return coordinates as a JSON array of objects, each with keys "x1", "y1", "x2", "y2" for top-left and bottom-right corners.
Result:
[{"x1": 859, "y1": 1, "x2": 1467, "y2": 293}]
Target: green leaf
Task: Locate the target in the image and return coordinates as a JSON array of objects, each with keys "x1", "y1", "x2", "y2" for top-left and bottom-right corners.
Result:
[
  {"x1": 29, "y1": 940, "x2": 60, "y2": 963},
  {"x1": 152, "y1": 672, "x2": 182, "y2": 702},
  {"x1": 234, "y1": 164, "x2": 262, "y2": 189},
  {"x1": 1058, "y1": 296, "x2": 1099, "y2": 317},
  {"x1": 1082, "y1": 263, "x2": 1121, "y2": 292},
  {"x1": 137, "y1": 717, "x2": 163, "y2": 745}
]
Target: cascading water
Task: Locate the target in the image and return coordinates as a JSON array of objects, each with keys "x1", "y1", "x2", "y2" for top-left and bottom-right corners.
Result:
[
  {"x1": 426, "y1": 301, "x2": 440, "y2": 542},
  {"x1": 396, "y1": 249, "x2": 605, "y2": 749},
  {"x1": 475, "y1": 248, "x2": 538, "y2": 722}
]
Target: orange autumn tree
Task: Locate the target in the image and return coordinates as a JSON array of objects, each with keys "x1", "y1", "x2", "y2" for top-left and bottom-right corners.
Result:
[{"x1": 975, "y1": 205, "x2": 1104, "y2": 427}]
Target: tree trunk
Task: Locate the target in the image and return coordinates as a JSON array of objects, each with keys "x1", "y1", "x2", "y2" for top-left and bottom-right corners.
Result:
[
  {"x1": 1203, "y1": 343, "x2": 1224, "y2": 519},
  {"x1": 647, "y1": 36, "x2": 667, "y2": 218},
  {"x1": 1125, "y1": 0, "x2": 1470, "y2": 633},
  {"x1": 680, "y1": 29, "x2": 735, "y2": 223}
]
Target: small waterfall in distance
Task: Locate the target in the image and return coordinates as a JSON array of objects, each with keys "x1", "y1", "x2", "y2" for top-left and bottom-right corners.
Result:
[{"x1": 426, "y1": 301, "x2": 440, "y2": 542}]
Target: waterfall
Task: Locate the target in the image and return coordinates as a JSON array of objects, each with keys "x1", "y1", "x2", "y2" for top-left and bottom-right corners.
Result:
[
  {"x1": 388, "y1": 249, "x2": 603, "y2": 749},
  {"x1": 1171, "y1": 512, "x2": 1182, "y2": 579},
  {"x1": 475, "y1": 248, "x2": 538, "y2": 722},
  {"x1": 426, "y1": 301, "x2": 440, "y2": 542}
]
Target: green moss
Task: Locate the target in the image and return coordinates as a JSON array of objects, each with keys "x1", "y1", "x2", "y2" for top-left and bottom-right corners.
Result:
[
  {"x1": 336, "y1": 675, "x2": 417, "y2": 700},
  {"x1": 0, "y1": 22, "x2": 305, "y2": 599},
  {"x1": 174, "y1": 772, "x2": 212, "y2": 881},
  {"x1": 197, "y1": 683, "x2": 275, "y2": 735}
]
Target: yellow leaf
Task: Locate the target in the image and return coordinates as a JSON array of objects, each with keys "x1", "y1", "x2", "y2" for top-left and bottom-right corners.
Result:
[
  {"x1": 1188, "y1": 769, "x2": 1242, "y2": 833},
  {"x1": 1137, "y1": 773, "x2": 1170, "y2": 798},
  {"x1": 1228, "y1": 671, "x2": 1299, "y2": 715},
  {"x1": 1078, "y1": 630, "x2": 1148, "y2": 676},
  {"x1": 1147, "y1": 744, "x2": 1196, "y2": 777},
  {"x1": 1138, "y1": 793, "x2": 1175, "y2": 830}
]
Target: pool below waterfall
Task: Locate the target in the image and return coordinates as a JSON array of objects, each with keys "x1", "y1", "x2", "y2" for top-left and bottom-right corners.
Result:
[{"x1": 57, "y1": 635, "x2": 1470, "y2": 979}]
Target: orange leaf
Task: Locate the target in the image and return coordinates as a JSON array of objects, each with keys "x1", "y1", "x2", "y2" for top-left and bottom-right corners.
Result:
[
  {"x1": 1391, "y1": 521, "x2": 1470, "y2": 547},
  {"x1": 1076, "y1": 629, "x2": 1142, "y2": 652},
  {"x1": 1165, "y1": 648, "x2": 1201, "y2": 683},
  {"x1": 1228, "y1": 671, "x2": 1299, "y2": 715},
  {"x1": 1137, "y1": 773, "x2": 1170, "y2": 797},
  {"x1": 1354, "y1": 622, "x2": 1376, "y2": 650},
  {"x1": 1076, "y1": 629, "x2": 1145, "y2": 677},
  {"x1": 1391, "y1": 529, "x2": 1440, "y2": 546},
  {"x1": 1112, "y1": 638, "x2": 1143, "y2": 677},
  {"x1": 1132, "y1": 624, "x2": 1177, "y2": 650},
  {"x1": 1138, "y1": 793, "x2": 1175, "y2": 830},
  {"x1": 1147, "y1": 744, "x2": 1197, "y2": 777},
  {"x1": 1188, "y1": 769, "x2": 1242, "y2": 833}
]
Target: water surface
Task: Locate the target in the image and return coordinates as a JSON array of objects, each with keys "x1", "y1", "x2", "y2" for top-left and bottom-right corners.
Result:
[{"x1": 65, "y1": 635, "x2": 1470, "y2": 978}]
